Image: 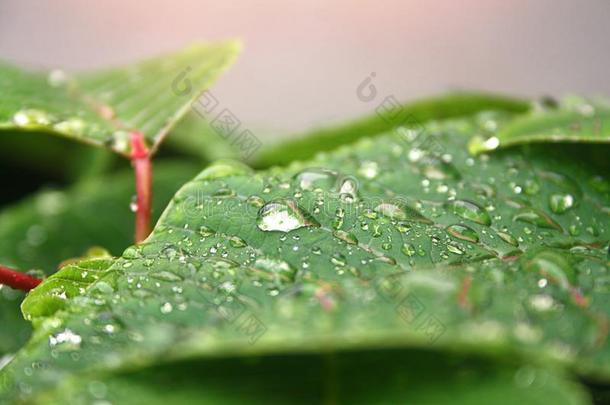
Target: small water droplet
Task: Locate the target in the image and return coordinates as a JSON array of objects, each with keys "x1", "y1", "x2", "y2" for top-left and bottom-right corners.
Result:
[
  {"x1": 496, "y1": 230, "x2": 519, "y2": 247},
  {"x1": 358, "y1": 161, "x2": 379, "y2": 179},
  {"x1": 549, "y1": 193, "x2": 575, "y2": 214},
  {"x1": 229, "y1": 236, "x2": 247, "y2": 248},
  {"x1": 446, "y1": 199, "x2": 491, "y2": 226},
  {"x1": 331, "y1": 253, "x2": 346, "y2": 267},
  {"x1": 401, "y1": 243, "x2": 416, "y2": 257},
  {"x1": 513, "y1": 208, "x2": 562, "y2": 231},
  {"x1": 253, "y1": 257, "x2": 297, "y2": 284},
  {"x1": 198, "y1": 225, "x2": 215, "y2": 237},
  {"x1": 160, "y1": 302, "x2": 174, "y2": 314},
  {"x1": 446, "y1": 224, "x2": 479, "y2": 243},
  {"x1": 49, "y1": 329, "x2": 82, "y2": 349},
  {"x1": 294, "y1": 168, "x2": 338, "y2": 191},
  {"x1": 375, "y1": 201, "x2": 431, "y2": 223},
  {"x1": 333, "y1": 230, "x2": 358, "y2": 245}
]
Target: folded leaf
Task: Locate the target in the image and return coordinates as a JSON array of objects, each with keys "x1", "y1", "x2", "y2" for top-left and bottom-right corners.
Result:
[
  {"x1": 253, "y1": 92, "x2": 529, "y2": 167},
  {"x1": 468, "y1": 97, "x2": 610, "y2": 154},
  {"x1": 0, "y1": 41, "x2": 240, "y2": 156}
]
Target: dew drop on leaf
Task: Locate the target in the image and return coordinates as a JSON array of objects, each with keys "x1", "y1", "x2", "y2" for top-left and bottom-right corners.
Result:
[
  {"x1": 549, "y1": 193, "x2": 575, "y2": 214},
  {"x1": 257, "y1": 198, "x2": 319, "y2": 232},
  {"x1": 446, "y1": 224, "x2": 480, "y2": 243},
  {"x1": 496, "y1": 230, "x2": 519, "y2": 247},
  {"x1": 294, "y1": 168, "x2": 337, "y2": 191},
  {"x1": 445, "y1": 199, "x2": 492, "y2": 226},
  {"x1": 513, "y1": 208, "x2": 562, "y2": 231}
]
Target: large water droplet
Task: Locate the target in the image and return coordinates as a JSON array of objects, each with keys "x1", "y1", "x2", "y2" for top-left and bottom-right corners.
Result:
[{"x1": 257, "y1": 199, "x2": 319, "y2": 232}]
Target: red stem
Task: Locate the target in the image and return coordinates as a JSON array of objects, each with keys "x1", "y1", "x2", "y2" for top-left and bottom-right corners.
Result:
[
  {"x1": 0, "y1": 265, "x2": 42, "y2": 292},
  {"x1": 131, "y1": 131, "x2": 152, "y2": 243}
]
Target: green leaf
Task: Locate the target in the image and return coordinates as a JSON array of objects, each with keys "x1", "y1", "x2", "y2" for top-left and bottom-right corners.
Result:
[
  {"x1": 2, "y1": 110, "x2": 609, "y2": 402},
  {"x1": 0, "y1": 162, "x2": 199, "y2": 356},
  {"x1": 253, "y1": 92, "x2": 529, "y2": 168},
  {"x1": 468, "y1": 97, "x2": 610, "y2": 154},
  {"x1": 0, "y1": 41, "x2": 241, "y2": 156}
]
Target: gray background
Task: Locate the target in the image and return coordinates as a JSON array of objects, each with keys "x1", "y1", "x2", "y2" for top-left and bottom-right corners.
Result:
[{"x1": 1, "y1": 0, "x2": 609, "y2": 139}]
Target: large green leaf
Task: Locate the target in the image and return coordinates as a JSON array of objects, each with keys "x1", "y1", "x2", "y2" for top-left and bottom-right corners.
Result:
[
  {"x1": 2, "y1": 111, "x2": 609, "y2": 403},
  {"x1": 253, "y1": 92, "x2": 529, "y2": 168},
  {"x1": 0, "y1": 162, "x2": 199, "y2": 357},
  {"x1": 0, "y1": 41, "x2": 240, "y2": 156}
]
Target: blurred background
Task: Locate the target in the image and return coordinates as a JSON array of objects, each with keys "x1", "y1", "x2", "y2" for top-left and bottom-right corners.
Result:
[{"x1": 1, "y1": 0, "x2": 609, "y2": 140}]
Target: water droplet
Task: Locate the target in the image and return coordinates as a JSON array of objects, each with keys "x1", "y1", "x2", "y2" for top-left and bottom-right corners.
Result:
[
  {"x1": 229, "y1": 236, "x2": 247, "y2": 248},
  {"x1": 213, "y1": 187, "x2": 236, "y2": 198},
  {"x1": 160, "y1": 302, "x2": 174, "y2": 314},
  {"x1": 496, "y1": 230, "x2": 519, "y2": 247},
  {"x1": 13, "y1": 109, "x2": 55, "y2": 127},
  {"x1": 468, "y1": 136, "x2": 499, "y2": 154},
  {"x1": 294, "y1": 168, "x2": 337, "y2": 191},
  {"x1": 247, "y1": 195, "x2": 265, "y2": 208},
  {"x1": 95, "y1": 281, "x2": 114, "y2": 294},
  {"x1": 525, "y1": 250, "x2": 575, "y2": 289},
  {"x1": 151, "y1": 271, "x2": 183, "y2": 282},
  {"x1": 395, "y1": 221, "x2": 412, "y2": 233},
  {"x1": 513, "y1": 208, "x2": 562, "y2": 231},
  {"x1": 333, "y1": 230, "x2": 358, "y2": 245},
  {"x1": 253, "y1": 257, "x2": 297, "y2": 284},
  {"x1": 198, "y1": 225, "x2": 215, "y2": 237},
  {"x1": 374, "y1": 201, "x2": 431, "y2": 223},
  {"x1": 331, "y1": 253, "x2": 346, "y2": 267},
  {"x1": 257, "y1": 198, "x2": 319, "y2": 232},
  {"x1": 446, "y1": 224, "x2": 479, "y2": 243},
  {"x1": 447, "y1": 244, "x2": 464, "y2": 255},
  {"x1": 446, "y1": 199, "x2": 491, "y2": 226},
  {"x1": 54, "y1": 117, "x2": 86, "y2": 137},
  {"x1": 549, "y1": 193, "x2": 575, "y2": 214},
  {"x1": 338, "y1": 176, "x2": 359, "y2": 202},
  {"x1": 401, "y1": 243, "x2": 416, "y2": 257},
  {"x1": 49, "y1": 329, "x2": 82, "y2": 349},
  {"x1": 358, "y1": 161, "x2": 379, "y2": 179},
  {"x1": 524, "y1": 180, "x2": 540, "y2": 195}
]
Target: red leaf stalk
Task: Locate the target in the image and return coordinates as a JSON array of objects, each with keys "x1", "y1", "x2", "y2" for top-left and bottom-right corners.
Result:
[
  {"x1": 131, "y1": 131, "x2": 152, "y2": 243},
  {"x1": 0, "y1": 265, "x2": 42, "y2": 292}
]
